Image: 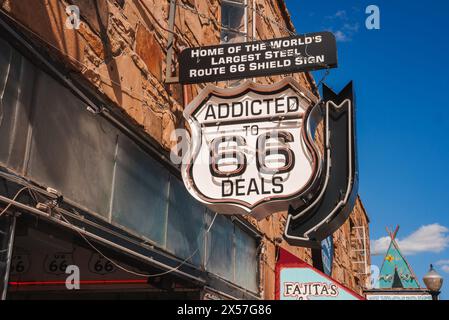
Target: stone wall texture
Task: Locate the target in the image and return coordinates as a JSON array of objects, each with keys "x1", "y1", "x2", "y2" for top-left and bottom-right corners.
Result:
[{"x1": 1, "y1": 0, "x2": 371, "y2": 298}]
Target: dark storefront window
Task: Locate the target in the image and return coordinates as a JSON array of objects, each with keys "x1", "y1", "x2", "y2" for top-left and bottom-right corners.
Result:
[
  {"x1": 205, "y1": 213, "x2": 235, "y2": 281},
  {"x1": 6, "y1": 216, "x2": 203, "y2": 300},
  {"x1": 167, "y1": 178, "x2": 205, "y2": 266},
  {"x1": 28, "y1": 70, "x2": 118, "y2": 218},
  {"x1": 0, "y1": 37, "x2": 259, "y2": 293},
  {"x1": 234, "y1": 225, "x2": 258, "y2": 291},
  {"x1": 111, "y1": 135, "x2": 170, "y2": 246},
  {"x1": 221, "y1": 0, "x2": 247, "y2": 43},
  {"x1": 0, "y1": 38, "x2": 35, "y2": 173},
  {"x1": 206, "y1": 212, "x2": 259, "y2": 293}
]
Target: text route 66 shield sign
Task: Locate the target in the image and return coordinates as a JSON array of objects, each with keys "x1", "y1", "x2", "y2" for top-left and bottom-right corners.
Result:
[{"x1": 181, "y1": 78, "x2": 322, "y2": 220}]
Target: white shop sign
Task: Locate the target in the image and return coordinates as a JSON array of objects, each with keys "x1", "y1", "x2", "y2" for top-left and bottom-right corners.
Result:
[{"x1": 181, "y1": 78, "x2": 320, "y2": 220}]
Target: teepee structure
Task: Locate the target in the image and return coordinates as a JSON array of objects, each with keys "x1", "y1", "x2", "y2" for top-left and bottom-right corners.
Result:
[{"x1": 378, "y1": 226, "x2": 421, "y2": 289}]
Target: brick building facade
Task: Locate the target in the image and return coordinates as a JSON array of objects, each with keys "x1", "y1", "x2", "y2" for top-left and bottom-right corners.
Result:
[{"x1": 0, "y1": 0, "x2": 370, "y2": 299}]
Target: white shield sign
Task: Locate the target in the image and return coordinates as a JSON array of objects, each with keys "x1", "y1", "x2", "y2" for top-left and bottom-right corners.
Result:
[{"x1": 181, "y1": 77, "x2": 321, "y2": 220}]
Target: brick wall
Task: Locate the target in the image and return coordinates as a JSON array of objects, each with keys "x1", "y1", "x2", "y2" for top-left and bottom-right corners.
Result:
[{"x1": 0, "y1": 0, "x2": 370, "y2": 298}]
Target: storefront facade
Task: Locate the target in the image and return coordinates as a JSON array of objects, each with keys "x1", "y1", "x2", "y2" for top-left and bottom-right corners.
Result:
[{"x1": 0, "y1": 0, "x2": 370, "y2": 299}]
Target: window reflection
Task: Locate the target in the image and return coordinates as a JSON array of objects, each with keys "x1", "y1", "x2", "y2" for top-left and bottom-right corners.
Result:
[{"x1": 221, "y1": 0, "x2": 247, "y2": 44}]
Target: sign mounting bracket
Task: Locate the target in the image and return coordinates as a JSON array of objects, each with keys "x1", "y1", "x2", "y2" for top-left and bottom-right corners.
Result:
[{"x1": 165, "y1": 0, "x2": 179, "y2": 84}]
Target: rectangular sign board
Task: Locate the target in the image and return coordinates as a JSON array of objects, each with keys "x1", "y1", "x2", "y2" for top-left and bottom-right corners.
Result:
[
  {"x1": 179, "y1": 32, "x2": 337, "y2": 84},
  {"x1": 366, "y1": 294, "x2": 432, "y2": 300}
]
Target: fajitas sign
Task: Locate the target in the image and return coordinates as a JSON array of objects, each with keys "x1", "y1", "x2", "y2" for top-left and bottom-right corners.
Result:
[
  {"x1": 181, "y1": 78, "x2": 321, "y2": 220},
  {"x1": 276, "y1": 248, "x2": 364, "y2": 300}
]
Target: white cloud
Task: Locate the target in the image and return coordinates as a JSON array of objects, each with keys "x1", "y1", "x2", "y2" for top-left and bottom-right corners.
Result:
[
  {"x1": 326, "y1": 10, "x2": 347, "y2": 20},
  {"x1": 371, "y1": 236, "x2": 392, "y2": 255},
  {"x1": 334, "y1": 10, "x2": 347, "y2": 19},
  {"x1": 371, "y1": 224, "x2": 449, "y2": 256},
  {"x1": 323, "y1": 9, "x2": 359, "y2": 42},
  {"x1": 333, "y1": 30, "x2": 349, "y2": 42},
  {"x1": 436, "y1": 259, "x2": 449, "y2": 266},
  {"x1": 343, "y1": 23, "x2": 359, "y2": 32},
  {"x1": 436, "y1": 260, "x2": 449, "y2": 274},
  {"x1": 441, "y1": 265, "x2": 449, "y2": 273}
]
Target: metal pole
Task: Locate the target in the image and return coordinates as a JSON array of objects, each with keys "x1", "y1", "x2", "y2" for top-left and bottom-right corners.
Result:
[
  {"x1": 165, "y1": 0, "x2": 179, "y2": 84},
  {"x1": 431, "y1": 291, "x2": 440, "y2": 301},
  {"x1": 1, "y1": 216, "x2": 16, "y2": 300}
]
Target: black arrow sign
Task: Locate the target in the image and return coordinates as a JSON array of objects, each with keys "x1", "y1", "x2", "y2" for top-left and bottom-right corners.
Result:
[{"x1": 284, "y1": 82, "x2": 359, "y2": 248}]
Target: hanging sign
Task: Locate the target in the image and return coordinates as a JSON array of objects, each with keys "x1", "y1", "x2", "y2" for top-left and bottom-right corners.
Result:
[
  {"x1": 179, "y1": 32, "x2": 337, "y2": 84},
  {"x1": 180, "y1": 77, "x2": 358, "y2": 246},
  {"x1": 276, "y1": 248, "x2": 364, "y2": 300},
  {"x1": 181, "y1": 77, "x2": 322, "y2": 220},
  {"x1": 181, "y1": 78, "x2": 358, "y2": 233}
]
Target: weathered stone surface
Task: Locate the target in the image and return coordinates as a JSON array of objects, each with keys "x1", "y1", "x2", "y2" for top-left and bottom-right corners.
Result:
[
  {"x1": 98, "y1": 53, "x2": 143, "y2": 123},
  {"x1": 79, "y1": 23, "x2": 105, "y2": 60},
  {"x1": 3, "y1": 0, "x2": 87, "y2": 69},
  {"x1": 143, "y1": 105, "x2": 163, "y2": 143},
  {"x1": 136, "y1": 24, "x2": 164, "y2": 82},
  {"x1": 70, "y1": 0, "x2": 109, "y2": 35},
  {"x1": 161, "y1": 111, "x2": 176, "y2": 150},
  {"x1": 263, "y1": 241, "x2": 277, "y2": 299},
  {"x1": 168, "y1": 83, "x2": 184, "y2": 106}
]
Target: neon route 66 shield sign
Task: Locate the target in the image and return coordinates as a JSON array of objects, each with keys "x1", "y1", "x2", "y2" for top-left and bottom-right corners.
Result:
[{"x1": 181, "y1": 77, "x2": 322, "y2": 220}]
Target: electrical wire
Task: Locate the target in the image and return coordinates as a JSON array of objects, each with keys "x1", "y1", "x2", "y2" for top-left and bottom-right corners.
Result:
[
  {"x1": 0, "y1": 174, "x2": 188, "y2": 265},
  {"x1": 57, "y1": 209, "x2": 217, "y2": 278},
  {"x1": 0, "y1": 186, "x2": 29, "y2": 217},
  {"x1": 58, "y1": 212, "x2": 192, "y2": 278},
  {"x1": 0, "y1": 171, "x2": 220, "y2": 279}
]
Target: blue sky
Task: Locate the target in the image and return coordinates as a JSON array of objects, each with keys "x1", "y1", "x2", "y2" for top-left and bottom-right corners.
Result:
[{"x1": 286, "y1": 0, "x2": 449, "y2": 298}]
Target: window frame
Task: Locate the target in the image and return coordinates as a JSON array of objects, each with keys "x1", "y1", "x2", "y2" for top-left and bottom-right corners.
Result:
[{"x1": 220, "y1": 0, "x2": 248, "y2": 44}]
